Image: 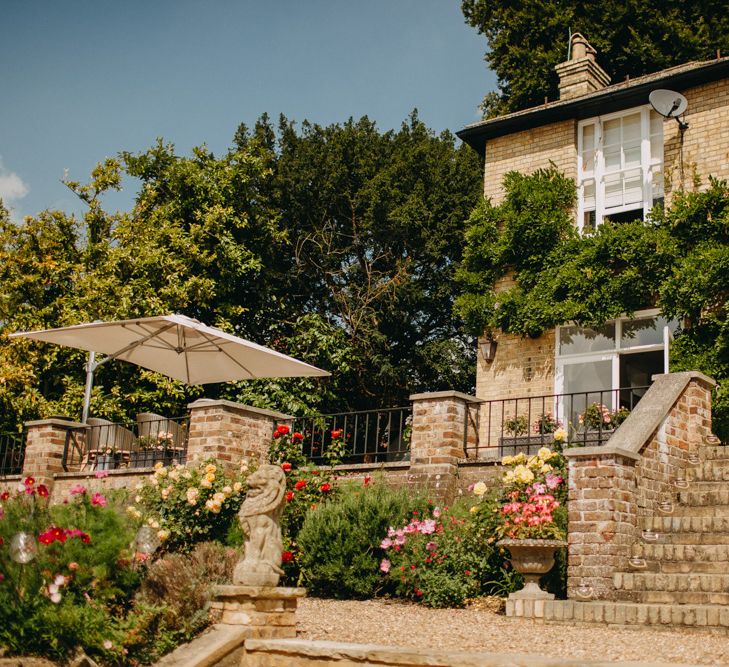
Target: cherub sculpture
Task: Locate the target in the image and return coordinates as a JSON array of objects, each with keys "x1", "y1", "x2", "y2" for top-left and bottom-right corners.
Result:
[{"x1": 233, "y1": 464, "x2": 286, "y2": 587}]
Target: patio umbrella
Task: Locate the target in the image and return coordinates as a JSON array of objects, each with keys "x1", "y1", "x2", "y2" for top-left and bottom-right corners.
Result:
[{"x1": 9, "y1": 314, "x2": 330, "y2": 422}]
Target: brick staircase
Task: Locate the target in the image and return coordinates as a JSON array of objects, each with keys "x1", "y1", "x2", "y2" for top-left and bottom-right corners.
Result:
[{"x1": 542, "y1": 443, "x2": 729, "y2": 633}]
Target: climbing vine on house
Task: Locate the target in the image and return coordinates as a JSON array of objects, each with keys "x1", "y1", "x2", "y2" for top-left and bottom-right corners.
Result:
[{"x1": 455, "y1": 169, "x2": 729, "y2": 438}]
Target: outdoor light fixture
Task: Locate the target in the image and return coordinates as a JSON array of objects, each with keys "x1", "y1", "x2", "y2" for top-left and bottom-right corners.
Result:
[
  {"x1": 480, "y1": 338, "x2": 497, "y2": 362},
  {"x1": 135, "y1": 525, "x2": 161, "y2": 556}
]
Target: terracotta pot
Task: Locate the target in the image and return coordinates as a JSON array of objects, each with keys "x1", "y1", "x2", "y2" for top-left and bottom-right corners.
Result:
[{"x1": 497, "y1": 538, "x2": 566, "y2": 599}]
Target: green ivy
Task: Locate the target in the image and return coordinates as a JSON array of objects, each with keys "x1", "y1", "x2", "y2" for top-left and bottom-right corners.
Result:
[{"x1": 455, "y1": 171, "x2": 729, "y2": 438}]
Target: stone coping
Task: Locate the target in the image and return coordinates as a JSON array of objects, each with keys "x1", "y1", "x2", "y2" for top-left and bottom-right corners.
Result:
[
  {"x1": 458, "y1": 454, "x2": 500, "y2": 466},
  {"x1": 24, "y1": 417, "x2": 86, "y2": 429},
  {"x1": 563, "y1": 445, "x2": 641, "y2": 461},
  {"x1": 409, "y1": 390, "x2": 483, "y2": 403},
  {"x1": 331, "y1": 461, "x2": 410, "y2": 473},
  {"x1": 187, "y1": 398, "x2": 293, "y2": 421},
  {"x1": 213, "y1": 585, "x2": 306, "y2": 600},
  {"x1": 606, "y1": 371, "x2": 714, "y2": 456},
  {"x1": 54, "y1": 467, "x2": 156, "y2": 480},
  {"x1": 0, "y1": 474, "x2": 22, "y2": 482},
  {"x1": 243, "y1": 639, "x2": 693, "y2": 667}
]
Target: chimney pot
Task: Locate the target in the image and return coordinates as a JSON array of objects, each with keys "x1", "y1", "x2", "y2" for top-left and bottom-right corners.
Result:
[{"x1": 555, "y1": 33, "x2": 610, "y2": 100}]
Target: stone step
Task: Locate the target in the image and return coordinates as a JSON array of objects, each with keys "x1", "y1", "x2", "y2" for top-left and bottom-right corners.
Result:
[
  {"x1": 614, "y1": 571, "x2": 729, "y2": 594},
  {"x1": 687, "y1": 462, "x2": 729, "y2": 482},
  {"x1": 641, "y1": 515, "x2": 729, "y2": 536},
  {"x1": 678, "y1": 487, "x2": 729, "y2": 507},
  {"x1": 626, "y1": 559, "x2": 729, "y2": 574},
  {"x1": 539, "y1": 599, "x2": 729, "y2": 633},
  {"x1": 638, "y1": 542, "x2": 729, "y2": 562},
  {"x1": 616, "y1": 589, "x2": 729, "y2": 605},
  {"x1": 698, "y1": 445, "x2": 729, "y2": 460}
]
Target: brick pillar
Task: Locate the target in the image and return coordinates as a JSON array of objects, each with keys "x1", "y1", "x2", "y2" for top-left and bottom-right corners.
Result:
[
  {"x1": 187, "y1": 399, "x2": 293, "y2": 466},
  {"x1": 408, "y1": 391, "x2": 481, "y2": 503},
  {"x1": 23, "y1": 418, "x2": 85, "y2": 489},
  {"x1": 564, "y1": 447, "x2": 638, "y2": 601}
]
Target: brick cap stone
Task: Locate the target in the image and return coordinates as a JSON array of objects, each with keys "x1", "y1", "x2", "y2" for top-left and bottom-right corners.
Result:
[
  {"x1": 24, "y1": 418, "x2": 86, "y2": 429},
  {"x1": 243, "y1": 638, "x2": 690, "y2": 666},
  {"x1": 155, "y1": 623, "x2": 248, "y2": 667},
  {"x1": 212, "y1": 585, "x2": 306, "y2": 600},
  {"x1": 607, "y1": 371, "x2": 716, "y2": 456},
  {"x1": 409, "y1": 390, "x2": 483, "y2": 403},
  {"x1": 187, "y1": 398, "x2": 293, "y2": 421},
  {"x1": 563, "y1": 445, "x2": 640, "y2": 461}
]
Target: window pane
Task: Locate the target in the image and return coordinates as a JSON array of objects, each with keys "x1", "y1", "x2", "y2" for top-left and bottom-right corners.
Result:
[
  {"x1": 559, "y1": 323, "x2": 616, "y2": 355},
  {"x1": 652, "y1": 169, "x2": 664, "y2": 197},
  {"x1": 561, "y1": 360, "x2": 614, "y2": 428},
  {"x1": 621, "y1": 316, "x2": 672, "y2": 348},
  {"x1": 604, "y1": 147, "x2": 620, "y2": 171},
  {"x1": 582, "y1": 124, "x2": 595, "y2": 151},
  {"x1": 624, "y1": 144, "x2": 641, "y2": 168},
  {"x1": 604, "y1": 173, "x2": 622, "y2": 208},
  {"x1": 650, "y1": 135, "x2": 662, "y2": 162},
  {"x1": 624, "y1": 169, "x2": 643, "y2": 204},
  {"x1": 604, "y1": 119, "x2": 620, "y2": 146},
  {"x1": 622, "y1": 113, "x2": 641, "y2": 142},
  {"x1": 582, "y1": 149, "x2": 595, "y2": 174},
  {"x1": 583, "y1": 179, "x2": 595, "y2": 208}
]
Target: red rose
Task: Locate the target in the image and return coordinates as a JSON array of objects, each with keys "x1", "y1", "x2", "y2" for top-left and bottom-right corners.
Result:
[
  {"x1": 294, "y1": 480, "x2": 307, "y2": 491},
  {"x1": 292, "y1": 432, "x2": 303, "y2": 442},
  {"x1": 277, "y1": 424, "x2": 290, "y2": 435},
  {"x1": 331, "y1": 429, "x2": 342, "y2": 438},
  {"x1": 23, "y1": 476, "x2": 35, "y2": 487},
  {"x1": 0, "y1": 491, "x2": 9, "y2": 501},
  {"x1": 272, "y1": 431, "x2": 281, "y2": 439},
  {"x1": 37, "y1": 484, "x2": 49, "y2": 498},
  {"x1": 363, "y1": 475, "x2": 371, "y2": 487},
  {"x1": 415, "y1": 589, "x2": 423, "y2": 597},
  {"x1": 281, "y1": 550, "x2": 294, "y2": 564},
  {"x1": 320, "y1": 483, "x2": 331, "y2": 493},
  {"x1": 281, "y1": 462, "x2": 292, "y2": 472},
  {"x1": 285, "y1": 491, "x2": 294, "y2": 502}
]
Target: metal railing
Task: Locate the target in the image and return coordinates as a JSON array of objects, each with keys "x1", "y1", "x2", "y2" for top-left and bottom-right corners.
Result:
[
  {"x1": 62, "y1": 415, "x2": 189, "y2": 472},
  {"x1": 293, "y1": 406, "x2": 412, "y2": 465},
  {"x1": 0, "y1": 432, "x2": 25, "y2": 476},
  {"x1": 469, "y1": 385, "x2": 650, "y2": 459}
]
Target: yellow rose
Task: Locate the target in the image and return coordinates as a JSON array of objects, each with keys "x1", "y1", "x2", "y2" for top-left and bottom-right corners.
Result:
[
  {"x1": 470, "y1": 505, "x2": 479, "y2": 513},
  {"x1": 233, "y1": 481, "x2": 243, "y2": 493},
  {"x1": 501, "y1": 455, "x2": 514, "y2": 466},
  {"x1": 200, "y1": 478, "x2": 212, "y2": 489},
  {"x1": 205, "y1": 472, "x2": 215, "y2": 483},
  {"x1": 540, "y1": 463, "x2": 553, "y2": 473},
  {"x1": 537, "y1": 447, "x2": 552, "y2": 460},
  {"x1": 205, "y1": 464, "x2": 217, "y2": 474},
  {"x1": 157, "y1": 529, "x2": 170, "y2": 542},
  {"x1": 473, "y1": 481, "x2": 487, "y2": 497},
  {"x1": 213, "y1": 492, "x2": 225, "y2": 503},
  {"x1": 553, "y1": 428, "x2": 568, "y2": 443},
  {"x1": 222, "y1": 485, "x2": 232, "y2": 496},
  {"x1": 153, "y1": 462, "x2": 164, "y2": 470}
]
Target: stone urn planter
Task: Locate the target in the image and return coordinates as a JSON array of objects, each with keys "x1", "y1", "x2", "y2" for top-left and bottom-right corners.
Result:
[{"x1": 497, "y1": 538, "x2": 566, "y2": 600}]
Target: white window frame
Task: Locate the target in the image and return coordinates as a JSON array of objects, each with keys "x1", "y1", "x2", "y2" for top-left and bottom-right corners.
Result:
[
  {"x1": 577, "y1": 106, "x2": 663, "y2": 232},
  {"x1": 554, "y1": 308, "x2": 673, "y2": 407}
]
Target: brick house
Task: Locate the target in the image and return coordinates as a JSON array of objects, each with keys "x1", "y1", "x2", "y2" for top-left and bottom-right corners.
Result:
[{"x1": 457, "y1": 34, "x2": 729, "y2": 445}]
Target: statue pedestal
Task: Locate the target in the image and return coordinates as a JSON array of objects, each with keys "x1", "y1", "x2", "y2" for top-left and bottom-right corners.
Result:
[{"x1": 210, "y1": 585, "x2": 306, "y2": 638}]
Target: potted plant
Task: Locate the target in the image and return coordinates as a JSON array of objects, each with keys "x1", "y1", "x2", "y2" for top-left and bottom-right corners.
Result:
[
  {"x1": 504, "y1": 415, "x2": 528, "y2": 436},
  {"x1": 493, "y1": 448, "x2": 567, "y2": 601},
  {"x1": 533, "y1": 413, "x2": 561, "y2": 435},
  {"x1": 96, "y1": 448, "x2": 120, "y2": 471},
  {"x1": 130, "y1": 432, "x2": 175, "y2": 468}
]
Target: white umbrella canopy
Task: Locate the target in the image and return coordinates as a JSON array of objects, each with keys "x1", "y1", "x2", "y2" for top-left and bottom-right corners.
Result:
[{"x1": 10, "y1": 314, "x2": 330, "y2": 421}]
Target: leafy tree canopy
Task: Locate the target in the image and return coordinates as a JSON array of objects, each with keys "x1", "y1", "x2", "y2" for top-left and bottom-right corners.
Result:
[
  {"x1": 461, "y1": 0, "x2": 729, "y2": 117},
  {"x1": 455, "y1": 169, "x2": 729, "y2": 436},
  {"x1": 0, "y1": 112, "x2": 482, "y2": 431}
]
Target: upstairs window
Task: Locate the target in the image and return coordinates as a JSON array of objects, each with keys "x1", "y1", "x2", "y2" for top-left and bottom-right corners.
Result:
[{"x1": 578, "y1": 107, "x2": 663, "y2": 231}]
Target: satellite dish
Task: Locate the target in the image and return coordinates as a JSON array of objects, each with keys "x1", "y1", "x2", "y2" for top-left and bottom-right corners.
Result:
[{"x1": 649, "y1": 89, "x2": 688, "y2": 119}]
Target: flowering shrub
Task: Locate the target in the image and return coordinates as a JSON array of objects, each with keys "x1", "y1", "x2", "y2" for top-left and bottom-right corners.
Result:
[
  {"x1": 0, "y1": 476, "x2": 139, "y2": 663},
  {"x1": 127, "y1": 458, "x2": 252, "y2": 553},
  {"x1": 378, "y1": 504, "x2": 485, "y2": 608},
  {"x1": 578, "y1": 403, "x2": 631, "y2": 431},
  {"x1": 268, "y1": 424, "x2": 342, "y2": 583},
  {"x1": 533, "y1": 413, "x2": 561, "y2": 434},
  {"x1": 504, "y1": 415, "x2": 528, "y2": 436}
]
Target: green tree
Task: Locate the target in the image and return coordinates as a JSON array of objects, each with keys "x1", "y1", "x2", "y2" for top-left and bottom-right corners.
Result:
[
  {"x1": 461, "y1": 0, "x2": 729, "y2": 117},
  {"x1": 236, "y1": 111, "x2": 483, "y2": 409}
]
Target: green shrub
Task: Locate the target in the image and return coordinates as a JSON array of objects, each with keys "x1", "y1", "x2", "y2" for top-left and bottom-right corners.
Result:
[{"x1": 297, "y1": 479, "x2": 430, "y2": 599}]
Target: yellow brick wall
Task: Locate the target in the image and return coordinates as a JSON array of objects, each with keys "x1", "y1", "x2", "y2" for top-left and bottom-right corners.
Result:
[
  {"x1": 664, "y1": 78, "x2": 729, "y2": 199},
  {"x1": 483, "y1": 118, "x2": 577, "y2": 204}
]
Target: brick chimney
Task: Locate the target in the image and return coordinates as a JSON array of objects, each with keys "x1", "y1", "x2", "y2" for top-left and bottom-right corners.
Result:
[{"x1": 555, "y1": 33, "x2": 611, "y2": 100}]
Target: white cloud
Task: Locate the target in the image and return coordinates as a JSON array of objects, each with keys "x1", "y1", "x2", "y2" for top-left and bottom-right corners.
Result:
[{"x1": 0, "y1": 157, "x2": 30, "y2": 222}]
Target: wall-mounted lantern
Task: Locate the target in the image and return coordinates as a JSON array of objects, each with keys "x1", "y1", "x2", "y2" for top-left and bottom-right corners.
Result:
[{"x1": 480, "y1": 337, "x2": 497, "y2": 362}]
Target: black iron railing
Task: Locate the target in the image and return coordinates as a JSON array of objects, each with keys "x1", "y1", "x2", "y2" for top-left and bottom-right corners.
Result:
[
  {"x1": 293, "y1": 406, "x2": 412, "y2": 465},
  {"x1": 469, "y1": 385, "x2": 650, "y2": 459},
  {"x1": 0, "y1": 432, "x2": 25, "y2": 476},
  {"x1": 62, "y1": 415, "x2": 189, "y2": 472}
]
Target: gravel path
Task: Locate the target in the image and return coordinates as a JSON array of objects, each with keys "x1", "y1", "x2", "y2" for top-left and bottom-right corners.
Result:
[{"x1": 297, "y1": 598, "x2": 729, "y2": 665}]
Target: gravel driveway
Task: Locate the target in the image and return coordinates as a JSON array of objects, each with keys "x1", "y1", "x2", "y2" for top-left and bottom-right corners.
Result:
[{"x1": 297, "y1": 598, "x2": 729, "y2": 666}]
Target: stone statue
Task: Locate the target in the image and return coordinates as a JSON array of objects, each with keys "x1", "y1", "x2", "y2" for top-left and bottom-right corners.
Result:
[{"x1": 233, "y1": 464, "x2": 286, "y2": 587}]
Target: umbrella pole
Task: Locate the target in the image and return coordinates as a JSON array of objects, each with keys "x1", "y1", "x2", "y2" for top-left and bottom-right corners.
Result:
[{"x1": 81, "y1": 351, "x2": 96, "y2": 424}]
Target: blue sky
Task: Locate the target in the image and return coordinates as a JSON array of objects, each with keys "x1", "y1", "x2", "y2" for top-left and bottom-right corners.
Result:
[{"x1": 1, "y1": 1, "x2": 495, "y2": 221}]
